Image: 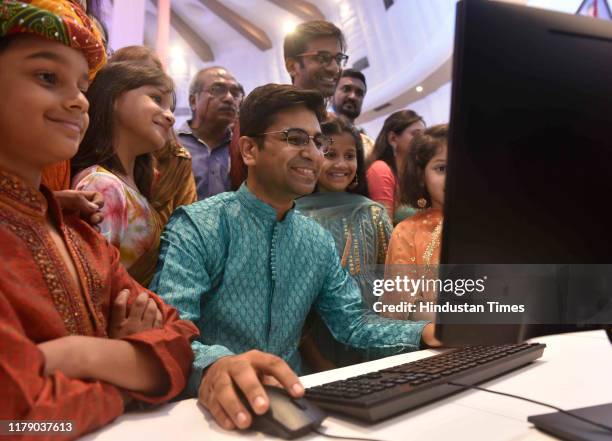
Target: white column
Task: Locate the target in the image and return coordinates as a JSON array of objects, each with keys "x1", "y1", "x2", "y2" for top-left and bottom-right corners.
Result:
[
  {"x1": 156, "y1": 0, "x2": 171, "y2": 68},
  {"x1": 109, "y1": 0, "x2": 146, "y2": 51}
]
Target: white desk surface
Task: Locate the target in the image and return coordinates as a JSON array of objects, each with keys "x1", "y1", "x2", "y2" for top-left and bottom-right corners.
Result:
[{"x1": 81, "y1": 330, "x2": 612, "y2": 441}]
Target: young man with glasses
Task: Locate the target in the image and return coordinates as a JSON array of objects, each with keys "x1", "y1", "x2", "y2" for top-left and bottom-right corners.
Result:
[
  {"x1": 151, "y1": 84, "x2": 438, "y2": 432},
  {"x1": 284, "y1": 20, "x2": 348, "y2": 99},
  {"x1": 178, "y1": 66, "x2": 243, "y2": 200}
]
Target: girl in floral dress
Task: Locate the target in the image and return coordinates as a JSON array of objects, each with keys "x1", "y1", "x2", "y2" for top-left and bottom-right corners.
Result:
[{"x1": 72, "y1": 61, "x2": 175, "y2": 286}]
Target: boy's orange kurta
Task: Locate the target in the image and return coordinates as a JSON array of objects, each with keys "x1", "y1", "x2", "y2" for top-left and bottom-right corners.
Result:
[
  {"x1": 0, "y1": 170, "x2": 198, "y2": 440},
  {"x1": 41, "y1": 160, "x2": 71, "y2": 191}
]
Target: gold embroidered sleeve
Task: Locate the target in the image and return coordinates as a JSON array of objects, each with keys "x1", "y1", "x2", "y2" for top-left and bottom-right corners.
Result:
[{"x1": 371, "y1": 205, "x2": 393, "y2": 265}]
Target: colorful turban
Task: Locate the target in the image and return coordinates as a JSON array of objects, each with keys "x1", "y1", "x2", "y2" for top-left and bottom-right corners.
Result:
[{"x1": 0, "y1": 0, "x2": 107, "y2": 79}]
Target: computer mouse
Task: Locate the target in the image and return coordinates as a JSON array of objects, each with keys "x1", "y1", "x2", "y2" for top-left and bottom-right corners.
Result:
[{"x1": 238, "y1": 385, "x2": 327, "y2": 439}]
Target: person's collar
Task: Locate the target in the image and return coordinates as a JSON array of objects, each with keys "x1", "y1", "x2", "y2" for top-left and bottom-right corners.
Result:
[
  {"x1": 220, "y1": 127, "x2": 233, "y2": 145},
  {"x1": 0, "y1": 168, "x2": 60, "y2": 220},
  {"x1": 236, "y1": 183, "x2": 295, "y2": 222},
  {"x1": 177, "y1": 120, "x2": 194, "y2": 135},
  {"x1": 296, "y1": 190, "x2": 368, "y2": 208},
  {"x1": 178, "y1": 122, "x2": 232, "y2": 148}
]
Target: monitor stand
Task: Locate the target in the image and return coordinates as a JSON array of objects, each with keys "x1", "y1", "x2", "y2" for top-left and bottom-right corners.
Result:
[
  {"x1": 530, "y1": 329, "x2": 611, "y2": 441},
  {"x1": 528, "y1": 403, "x2": 612, "y2": 441}
]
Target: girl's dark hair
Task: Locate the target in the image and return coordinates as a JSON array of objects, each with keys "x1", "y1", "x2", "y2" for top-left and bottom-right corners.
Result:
[
  {"x1": 108, "y1": 45, "x2": 176, "y2": 111},
  {"x1": 400, "y1": 124, "x2": 448, "y2": 208},
  {"x1": 109, "y1": 45, "x2": 163, "y2": 68},
  {"x1": 320, "y1": 115, "x2": 369, "y2": 197},
  {"x1": 72, "y1": 61, "x2": 174, "y2": 199},
  {"x1": 368, "y1": 109, "x2": 425, "y2": 177}
]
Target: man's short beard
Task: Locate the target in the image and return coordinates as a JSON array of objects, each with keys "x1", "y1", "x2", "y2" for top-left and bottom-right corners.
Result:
[{"x1": 339, "y1": 104, "x2": 360, "y2": 120}]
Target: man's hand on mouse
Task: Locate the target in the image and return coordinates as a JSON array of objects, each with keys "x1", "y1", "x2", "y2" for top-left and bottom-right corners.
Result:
[{"x1": 198, "y1": 350, "x2": 305, "y2": 430}]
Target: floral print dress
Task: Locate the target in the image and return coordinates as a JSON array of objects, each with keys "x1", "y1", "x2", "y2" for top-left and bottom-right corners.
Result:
[{"x1": 72, "y1": 165, "x2": 158, "y2": 270}]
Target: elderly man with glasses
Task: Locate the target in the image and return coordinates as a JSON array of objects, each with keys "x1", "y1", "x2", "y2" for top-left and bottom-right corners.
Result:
[
  {"x1": 284, "y1": 20, "x2": 348, "y2": 99},
  {"x1": 178, "y1": 66, "x2": 244, "y2": 200}
]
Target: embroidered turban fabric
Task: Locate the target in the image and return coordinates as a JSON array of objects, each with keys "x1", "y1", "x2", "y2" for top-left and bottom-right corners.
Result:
[{"x1": 0, "y1": 0, "x2": 106, "y2": 79}]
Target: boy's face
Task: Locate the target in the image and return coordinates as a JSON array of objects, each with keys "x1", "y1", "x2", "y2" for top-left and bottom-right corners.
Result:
[{"x1": 0, "y1": 35, "x2": 89, "y2": 176}]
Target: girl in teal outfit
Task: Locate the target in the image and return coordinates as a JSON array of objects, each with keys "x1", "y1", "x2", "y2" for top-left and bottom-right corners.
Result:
[{"x1": 296, "y1": 115, "x2": 393, "y2": 371}]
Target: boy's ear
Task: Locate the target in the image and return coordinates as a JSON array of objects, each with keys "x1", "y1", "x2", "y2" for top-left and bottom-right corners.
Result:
[{"x1": 240, "y1": 136, "x2": 259, "y2": 167}]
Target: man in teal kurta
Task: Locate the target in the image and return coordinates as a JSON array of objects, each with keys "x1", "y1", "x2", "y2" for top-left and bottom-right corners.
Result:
[{"x1": 151, "y1": 84, "x2": 438, "y2": 431}]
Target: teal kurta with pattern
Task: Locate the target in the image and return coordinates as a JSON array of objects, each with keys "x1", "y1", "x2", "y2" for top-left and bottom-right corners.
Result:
[{"x1": 150, "y1": 184, "x2": 428, "y2": 397}]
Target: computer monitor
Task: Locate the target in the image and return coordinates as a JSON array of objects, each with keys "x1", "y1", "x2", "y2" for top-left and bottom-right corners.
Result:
[{"x1": 436, "y1": 0, "x2": 612, "y2": 345}]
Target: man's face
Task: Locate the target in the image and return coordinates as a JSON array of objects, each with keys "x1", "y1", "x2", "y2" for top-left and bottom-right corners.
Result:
[
  {"x1": 0, "y1": 35, "x2": 89, "y2": 176},
  {"x1": 190, "y1": 67, "x2": 242, "y2": 128},
  {"x1": 332, "y1": 76, "x2": 366, "y2": 120},
  {"x1": 250, "y1": 105, "x2": 324, "y2": 201},
  {"x1": 287, "y1": 37, "x2": 343, "y2": 98}
]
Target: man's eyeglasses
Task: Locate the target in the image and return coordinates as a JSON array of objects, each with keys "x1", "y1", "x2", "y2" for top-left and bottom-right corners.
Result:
[
  {"x1": 205, "y1": 83, "x2": 244, "y2": 100},
  {"x1": 296, "y1": 50, "x2": 349, "y2": 68},
  {"x1": 256, "y1": 128, "x2": 333, "y2": 153}
]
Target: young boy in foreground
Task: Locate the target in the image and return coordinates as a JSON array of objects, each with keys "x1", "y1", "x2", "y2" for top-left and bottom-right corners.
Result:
[{"x1": 0, "y1": 1, "x2": 198, "y2": 438}]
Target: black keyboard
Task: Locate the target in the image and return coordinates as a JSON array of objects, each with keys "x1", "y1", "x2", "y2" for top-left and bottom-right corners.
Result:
[{"x1": 305, "y1": 343, "x2": 546, "y2": 422}]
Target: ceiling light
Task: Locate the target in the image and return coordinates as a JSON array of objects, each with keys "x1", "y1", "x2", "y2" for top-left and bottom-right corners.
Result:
[
  {"x1": 170, "y1": 57, "x2": 187, "y2": 75},
  {"x1": 170, "y1": 45, "x2": 183, "y2": 59},
  {"x1": 283, "y1": 20, "x2": 297, "y2": 34},
  {"x1": 416, "y1": 85, "x2": 424, "y2": 93}
]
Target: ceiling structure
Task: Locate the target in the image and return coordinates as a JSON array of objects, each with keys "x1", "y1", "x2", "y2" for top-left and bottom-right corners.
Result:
[
  {"x1": 133, "y1": 0, "x2": 458, "y2": 131},
  {"x1": 142, "y1": 0, "x2": 333, "y2": 62},
  {"x1": 106, "y1": 0, "x2": 586, "y2": 134}
]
